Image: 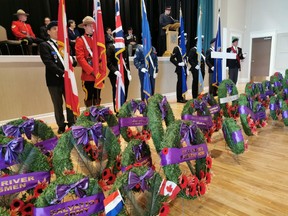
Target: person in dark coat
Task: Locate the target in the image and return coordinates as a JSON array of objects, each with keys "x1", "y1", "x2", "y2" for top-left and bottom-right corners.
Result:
[
  {"x1": 39, "y1": 17, "x2": 50, "y2": 41},
  {"x1": 188, "y1": 35, "x2": 205, "y2": 99},
  {"x1": 68, "y1": 19, "x2": 80, "y2": 56},
  {"x1": 227, "y1": 38, "x2": 245, "y2": 84},
  {"x1": 170, "y1": 36, "x2": 188, "y2": 103},
  {"x1": 39, "y1": 21, "x2": 76, "y2": 134},
  {"x1": 106, "y1": 45, "x2": 131, "y2": 113},
  {"x1": 205, "y1": 38, "x2": 217, "y2": 96},
  {"x1": 134, "y1": 45, "x2": 158, "y2": 100},
  {"x1": 105, "y1": 27, "x2": 114, "y2": 47}
]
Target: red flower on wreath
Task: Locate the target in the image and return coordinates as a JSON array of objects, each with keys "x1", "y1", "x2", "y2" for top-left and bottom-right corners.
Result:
[
  {"x1": 125, "y1": 165, "x2": 133, "y2": 171},
  {"x1": 84, "y1": 144, "x2": 92, "y2": 153},
  {"x1": 92, "y1": 150, "x2": 99, "y2": 160},
  {"x1": 39, "y1": 120, "x2": 44, "y2": 123},
  {"x1": 34, "y1": 181, "x2": 48, "y2": 198},
  {"x1": 84, "y1": 111, "x2": 90, "y2": 117},
  {"x1": 133, "y1": 162, "x2": 142, "y2": 167},
  {"x1": 162, "y1": 148, "x2": 169, "y2": 155},
  {"x1": 134, "y1": 183, "x2": 141, "y2": 190},
  {"x1": 102, "y1": 168, "x2": 112, "y2": 180},
  {"x1": 10, "y1": 199, "x2": 24, "y2": 210},
  {"x1": 116, "y1": 155, "x2": 122, "y2": 171},
  {"x1": 189, "y1": 184, "x2": 197, "y2": 197},
  {"x1": 205, "y1": 172, "x2": 211, "y2": 184},
  {"x1": 63, "y1": 169, "x2": 75, "y2": 175},
  {"x1": 127, "y1": 128, "x2": 133, "y2": 138},
  {"x1": 21, "y1": 203, "x2": 34, "y2": 216},
  {"x1": 22, "y1": 116, "x2": 28, "y2": 120},
  {"x1": 179, "y1": 174, "x2": 188, "y2": 189},
  {"x1": 206, "y1": 156, "x2": 212, "y2": 169},
  {"x1": 135, "y1": 132, "x2": 141, "y2": 139},
  {"x1": 199, "y1": 170, "x2": 205, "y2": 179},
  {"x1": 198, "y1": 182, "x2": 206, "y2": 195},
  {"x1": 106, "y1": 174, "x2": 116, "y2": 185},
  {"x1": 108, "y1": 110, "x2": 113, "y2": 115},
  {"x1": 159, "y1": 203, "x2": 170, "y2": 216}
]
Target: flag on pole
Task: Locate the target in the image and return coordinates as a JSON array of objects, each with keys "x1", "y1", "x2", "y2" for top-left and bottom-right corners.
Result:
[
  {"x1": 159, "y1": 179, "x2": 181, "y2": 201},
  {"x1": 213, "y1": 14, "x2": 222, "y2": 85},
  {"x1": 93, "y1": 0, "x2": 108, "y2": 89},
  {"x1": 141, "y1": 0, "x2": 152, "y2": 100},
  {"x1": 179, "y1": 4, "x2": 188, "y2": 97},
  {"x1": 197, "y1": 7, "x2": 204, "y2": 94},
  {"x1": 58, "y1": 0, "x2": 80, "y2": 116},
  {"x1": 114, "y1": 0, "x2": 126, "y2": 111},
  {"x1": 104, "y1": 190, "x2": 124, "y2": 216}
]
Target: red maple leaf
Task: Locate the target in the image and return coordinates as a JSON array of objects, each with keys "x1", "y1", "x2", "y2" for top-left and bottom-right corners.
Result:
[{"x1": 166, "y1": 185, "x2": 173, "y2": 193}]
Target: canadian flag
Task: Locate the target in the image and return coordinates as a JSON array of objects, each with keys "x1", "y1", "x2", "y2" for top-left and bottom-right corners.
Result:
[{"x1": 159, "y1": 179, "x2": 181, "y2": 200}]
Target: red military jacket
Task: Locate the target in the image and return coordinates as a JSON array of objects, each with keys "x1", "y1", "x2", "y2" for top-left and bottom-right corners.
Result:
[
  {"x1": 75, "y1": 35, "x2": 95, "y2": 82},
  {"x1": 11, "y1": 20, "x2": 36, "y2": 40}
]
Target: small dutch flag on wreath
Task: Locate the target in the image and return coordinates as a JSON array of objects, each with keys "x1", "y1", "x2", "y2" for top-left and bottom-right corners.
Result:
[{"x1": 104, "y1": 190, "x2": 124, "y2": 216}]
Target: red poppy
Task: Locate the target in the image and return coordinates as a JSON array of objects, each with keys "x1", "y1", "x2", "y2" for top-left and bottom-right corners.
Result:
[
  {"x1": 127, "y1": 128, "x2": 133, "y2": 138},
  {"x1": 98, "y1": 179, "x2": 111, "y2": 191},
  {"x1": 135, "y1": 132, "x2": 141, "y2": 139},
  {"x1": 116, "y1": 156, "x2": 121, "y2": 171},
  {"x1": 125, "y1": 165, "x2": 133, "y2": 171},
  {"x1": 133, "y1": 162, "x2": 142, "y2": 167},
  {"x1": 22, "y1": 116, "x2": 28, "y2": 120},
  {"x1": 189, "y1": 184, "x2": 197, "y2": 197},
  {"x1": 84, "y1": 111, "x2": 90, "y2": 117},
  {"x1": 84, "y1": 144, "x2": 92, "y2": 153},
  {"x1": 205, "y1": 172, "x2": 211, "y2": 184},
  {"x1": 151, "y1": 164, "x2": 156, "y2": 170},
  {"x1": 198, "y1": 182, "x2": 206, "y2": 195},
  {"x1": 142, "y1": 130, "x2": 147, "y2": 135},
  {"x1": 21, "y1": 203, "x2": 34, "y2": 216},
  {"x1": 134, "y1": 183, "x2": 141, "y2": 190},
  {"x1": 108, "y1": 110, "x2": 113, "y2": 115},
  {"x1": 206, "y1": 156, "x2": 212, "y2": 169},
  {"x1": 106, "y1": 174, "x2": 116, "y2": 185},
  {"x1": 159, "y1": 203, "x2": 170, "y2": 216},
  {"x1": 102, "y1": 168, "x2": 112, "y2": 180},
  {"x1": 92, "y1": 150, "x2": 99, "y2": 160},
  {"x1": 10, "y1": 199, "x2": 24, "y2": 210},
  {"x1": 65, "y1": 127, "x2": 71, "y2": 132},
  {"x1": 145, "y1": 133, "x2": 151, "y2": 140},
  {"x1": 39, "y1": 120, "x2": 44, "y2": 123},
  {"x1": 179, "y1": 174, "x2": 188, "y2": 189},
  {"x1": 162, "y1": 148, "x2": 169, "y2": 155},
  {"x1": 190, "y1": 103, "x2": 194, "y2": 108},
  {"x1": 63, "y1": 169, "x2": 75, "y2": 175},
  {"x1": 34, "y1": 183, "x2": 47, "y2": 198},
  {"x1": 199, "y1": 170, "x2": 205, "y2": 179}
]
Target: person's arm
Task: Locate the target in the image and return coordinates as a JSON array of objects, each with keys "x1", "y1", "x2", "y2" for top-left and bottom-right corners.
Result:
[
  {"x1": 106, "y1": 46, "x2": 118, "y2": 73},
  {"x1": 11, "y1": 21, "x2": 26, "y2": 39},
  {"x1": 39, "y1": 42, "x2": 64, "y2": 76},
  {"x1": 188, "y1": 48, "x2": 197, "y2": 68},
  {"x1": 75, "y1": 37, "x2": 94, "y2": 75},
  {"x1": 205, "y1": 49, "x2": 213, "y2": 69},
  {"x1": 133, "y1": 47, "x2": 145, "y2": 70},
  {"x1": 170, "y1": 46, "x2": 179, "y2": 67},
  {"x1": 238, "y1": 47, "x2": 245, "y2": 60}
]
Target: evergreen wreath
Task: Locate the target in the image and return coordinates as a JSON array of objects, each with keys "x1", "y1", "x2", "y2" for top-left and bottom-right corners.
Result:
[
  {"x1": 256, "y1": 82, "x2": 270, "y2": 109},
  {"x1": 269, "y1": 96, "x2": 282, "y2": 120},
  {"x1": 222, "y1": 118, "x2": 246, "y2": 154},
  {"x1": 35, "y1": 174, "x2": 104, "y2": 216},
  {"x1": 121, "y1": 139, "x2": 152, "y2": 172},
  {"x1": 146, "y1": 94, "x2": 175, "y2": 153},
  {"x1": 218, "y1": 79, "x2": 239, "y2": 119},
  {"x1": 181, "y1": 99, "x2": 214, "y2": 143},
  {"x1": 109, "y1": 166, "x2": 168, "y2": 216},
  {"x1": 281, "y1": 100, "x2": 288, "y2": 126},
  {"x1": 159, "y1": 120, "x2": 212, "y2": 199},
  {"x1": 52, "y1": 121, "x2": 121, "y2": 187},
  {"x1": 238, "y1": 94, "x2": 267, "y2": 136},
  {"x1": 262, "y1": 80, "x2": 274, "y2": 97},
  {"x1": 245, "y1": 82, "x2": 259, "y2": 99},
  {"x1": 76, "y1": 106, "x2": 119, "y2": 136},
  {"x1": 270, "y1": 72, "x2": 283, "y2": 94},
  {"x1": 118, "y1": 99, "x2": 150, "y2": 142}
]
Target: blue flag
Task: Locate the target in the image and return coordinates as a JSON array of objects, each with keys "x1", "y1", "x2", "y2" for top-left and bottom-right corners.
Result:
[
  {"x1": 196, "y1": 8, "x2": 204, "y2": 93},
  {"x1": 141, "y1": 0, "x2": 152, "y2": 100},
  {"x1": 213, "y1": 15, "x2": 222, "y2": 85},
  {"x1": 179, "y1": 5, "x2": 188, "y2": 97}
]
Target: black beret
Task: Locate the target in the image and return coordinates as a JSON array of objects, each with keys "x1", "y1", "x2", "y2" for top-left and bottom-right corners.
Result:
[
  {"x1": 210, "y1": 38, "x2": 216, "y2": 44},
  {"x1": 232, "y1": 38, "x2": 239, "y2": 43},
  {"x1": 47, "y1": 21, "x2": 58, "y2": 30}
]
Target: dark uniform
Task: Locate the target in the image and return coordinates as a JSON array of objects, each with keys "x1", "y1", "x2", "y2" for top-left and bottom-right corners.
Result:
[
  {"x1": 227, "y1": 46, "x2": 245, "y2": 84},
  {"x1": 205, "y1": 39, "x2": 217, "y2": 96},
  {"x1": 39, "y1": 38, "x2": 76, "y2": 133},
  {"x1": 134, "y1": 45, "x2": 158, "y2": 100},
  {"x1": 188, "y1": 46, "x2": 205, "y2": 99},
  {"x1": 68, "y1": 28, "x2": 80, "y2": 56},
  {"x1": 170, "y1": 46, "x2": 187, "y2": 102},
  {"x1": 106, "y1": 45, "x2": 130, "y2": 112},
  {"x1": 39, "y1": 25, "x2": 49, "y2": 41},
  {"x1": 159, "y1": 12, "x2": 175, "y2": 56},
  {"x1": 124, "y1": 33, "x2": 137, "y2": 56},
  {"x1": 105, "y1": 33, "x2": 114, "y2": 47}
]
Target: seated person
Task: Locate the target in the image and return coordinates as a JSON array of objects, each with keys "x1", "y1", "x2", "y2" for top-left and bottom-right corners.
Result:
[
  {"x1": 39, "y1": 17, "x2": 51, "y2": 41},
  {"x1": 124, "y1": 27, "x2": 137, "y2": 56},
  {"x1": 68, "y1": 19, "x2": 80, "y2": 55},
  {"x1": 105, "y1": 27, "x2": 114, "y2": 47}
]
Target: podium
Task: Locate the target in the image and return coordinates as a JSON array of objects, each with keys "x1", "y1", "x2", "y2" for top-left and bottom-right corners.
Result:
[{"x1": 162, "y1": 23, "x2": 180, "y2": 57}]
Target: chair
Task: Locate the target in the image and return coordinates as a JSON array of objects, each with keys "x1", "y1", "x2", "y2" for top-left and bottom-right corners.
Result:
[{"x1": 0, "y1": 25, "x2": 24, "y2": 55}]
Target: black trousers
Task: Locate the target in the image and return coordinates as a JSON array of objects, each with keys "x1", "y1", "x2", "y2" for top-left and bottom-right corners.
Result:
[
  {"x1": 109, "y1": 74, "x2": 129, "y2": 112},
  {"x1": 192, "y1": 69, "x2": 205, "y2": 99},
  {"x1": 176, "y1": 71, "x2": 186, "y2": 100},
  {"x1": 82, "y1": 81, "x2": 101, "y2": 106},
  {"x1": 208, "y1": 73, "x2": 217, "y2": 96},
  {"x1": 48, "y1": 86, "x2": 75, "y2": 128},
  {"x1": 229, "y1": 68, "x2": 239, "y2": 84}
]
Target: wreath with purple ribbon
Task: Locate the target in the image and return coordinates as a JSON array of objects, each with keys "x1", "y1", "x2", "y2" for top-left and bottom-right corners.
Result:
[
  {"x1": 35, "y1": 174, "x2": 105, "y2": 216},
  {"x1": 147, "y1": 94, "x2": 175, "y2": 153},
  {"x1": 270, "y1": 72, "x2": 283, "y2": 94},
  {"x1": 159, "y1": 120, "x2": 212, "y2": 199},
  {"x1": 245, "y1": 82, "x2": 260, "y2": 100},
  {"x1": 269, "y1": 96, "x2": 288, "y2": 126}
]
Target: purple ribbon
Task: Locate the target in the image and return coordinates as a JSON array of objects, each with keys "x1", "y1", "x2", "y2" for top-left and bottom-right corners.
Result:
[
  {"x1": 160, "y1": 144, "x2": 208, "y2": 166},
  {"x1": 259, "y1": 94, "x2": 266, "y2": 100},
  {"x1": 35, "y1": 137, "x2": 58, "y2": 154},
  {"x1": 119, "y1": 117, "x2": 149, "y2": 127},
  {"x1": 252, "y1": 83, "x2": 257, "y2": 93},
  {"x1": 127, "y1": 168, "x2": 154, "y2": 191},
  {"x1": 34, "y1": 193, "x2": 105, "y2": 216},
  {"x1": 247, "y1": 96, "x2": 254, "y2": 109},
  {"x1": 238, "y1": 105, "x2": 266, "y2": 121},
  {"x1": 72, "y1": 123, "x2": 103, "y2": 146},
  {"x1": 181, "y1": 115, "x2": 213, "y2": 130},
  {"x1": 2, "y1": 119, "x2": 34, "y2": 139},
  {"x1": 194, "y1": 100, "x2": 208, "y2": 114},
  {"x1": 269, "y1": 103, "x2": 278, "y2": 111},
  {"x1": 133, "y1": 142, "x2": 147, "y2": 161},
  {"x1": 0, "y1": 137, "x2": 24, "y2": 164},
  {"x1": 226, "y1": 83, "x2": 233, "y2": 95},
  {"x1": 202, "y1": 94, "x2": 211, "y2": 104},
  {"x1": 180, "y1": 123, "x2": 198, "y2": 145},
  {"x1": 257, "y1": 83, "x2": 264, "y2": 93},
  {"x1": 90, "y1": 107, "x2": 110, "y2": 121},
  {"x1": 51, "y1": 177, "x2": 89, "y2": 205},
  {"x1": 274, "y1": 81, "x2": 282, "y2": 88},
  {"x1": 159, "y1": 96, "x2": 168, "y2": 120},
  {"x1": 284, "y1": 88, "x2": 288, "y2": 95},
  {"x1": 110, "y1": 125, "x2": 120, "y2": 136},
  {"x1": 231, "y1": 130, "x2": 244, "y2": 143},
  {"x1": 209, "y1": 104, "x2": 220, "y2": 114},
  {"x1": 283, "y1": 110, "x2": 288, "y2": 119},
  {"x1": 265, "y1": 81, "x2": 271, "y2": 90},
  {"x1": 131, "y1": 100, "x2": 146, "y2": 114},
  {"x1": 266, "y1": 90, "x2": 274, "y2": 96},
  {"x1": 0, "y1": 171, "x2": 50, "y2": 196}
]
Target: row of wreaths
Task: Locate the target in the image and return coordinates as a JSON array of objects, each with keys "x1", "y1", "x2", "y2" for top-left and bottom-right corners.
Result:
[{"x1": 0, "y1": 70, "x2": 287, "y2": 216}]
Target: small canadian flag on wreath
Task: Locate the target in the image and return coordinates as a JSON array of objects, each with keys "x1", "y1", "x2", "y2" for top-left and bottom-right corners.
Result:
[{"x1": 159, "y1": 179, "x2": 181, "y2": 200}]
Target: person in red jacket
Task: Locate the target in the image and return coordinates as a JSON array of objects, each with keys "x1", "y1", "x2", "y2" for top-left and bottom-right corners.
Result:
[{"x1": 75, "y1": 16, "x2": 101, "y2": 107}]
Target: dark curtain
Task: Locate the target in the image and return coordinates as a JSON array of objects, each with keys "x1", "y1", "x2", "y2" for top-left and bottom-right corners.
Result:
[{"x1": 0, "y1": 0, "x2": 204, "y2": 53}]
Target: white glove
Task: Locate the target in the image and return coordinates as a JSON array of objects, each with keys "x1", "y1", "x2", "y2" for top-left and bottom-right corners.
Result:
[
  {"x1": 195, "y1": 65, "x2": 200, "y2": 70},
  {"x1": 127, "y1": 70, "x2": 132, "y2": 81},
  {"x1": 178, "y1": 62, "x2": 185, "y2": 67},
  {"x1": 153, "y1": 72, "x2": 158, "y2": 79},
  {"x1": 186, "y1": 70, "x2": 190, "y2": 76},
  {"x1": 226, "y1": 67, "x2": 229, "y2": 70},
  {"x1": 141, "y1": 68, "x2": 148, "y2": 73},
  {"x1": 243, "y1": 53, "x2": 247, "y2": 58},
  {"x1": 211, "y1": 66, "x2": 214, "y2": 71},
  {"x1": 114, "y1": 71, "x2": 121, "y2": 77}
]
